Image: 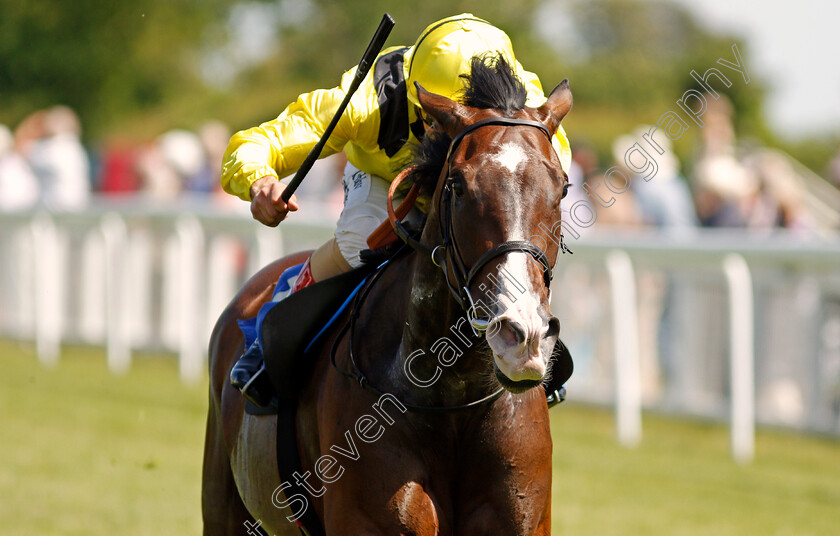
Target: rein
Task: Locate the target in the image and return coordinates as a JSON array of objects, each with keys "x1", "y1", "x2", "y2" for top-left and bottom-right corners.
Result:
[{"x1": 329, "y1": 251, "x2": 506, "y2": 413}]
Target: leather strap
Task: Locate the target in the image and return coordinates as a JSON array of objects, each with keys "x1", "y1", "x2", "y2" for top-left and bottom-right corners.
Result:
[
  {"x1": 365, "y1": 166, "x2": 422, "y2": 250},
  {"x1": 444, "y1": 117, "x2": 551, "y2": 168},
  {"x1": 276, "y1": 402, "x2": 325, "y2": 536}
]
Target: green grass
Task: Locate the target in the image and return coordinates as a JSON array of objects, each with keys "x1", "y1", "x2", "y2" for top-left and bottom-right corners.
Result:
[
  {"x1": 0, "y1": 340, "x2": 207, "y2": 536},
  {"x1": 1, "y1": 339, "x2": 838, "y2": 535},
  {"x1": 551, "y1": 405, "x2": 840, "y2": 535}
]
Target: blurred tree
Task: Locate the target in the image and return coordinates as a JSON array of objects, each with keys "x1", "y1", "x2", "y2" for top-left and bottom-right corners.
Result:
[
  {"x1": 6, "y1": 0, "x2": 831, "y2": 177},
  {"x1": 0, "y1": 0, "x2": 234, "y2": 137},
  {"x1": 527, "y1": 0, "x2": 769, "y2": 168},
  {"x1": 223, "y1": 0, "x2": 545, "y2": 129}
]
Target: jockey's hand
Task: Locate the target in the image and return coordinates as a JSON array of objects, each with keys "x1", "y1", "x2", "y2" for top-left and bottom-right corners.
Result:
[{"x1": 249, "y1": 176, "x2": 300, "y2": 227}]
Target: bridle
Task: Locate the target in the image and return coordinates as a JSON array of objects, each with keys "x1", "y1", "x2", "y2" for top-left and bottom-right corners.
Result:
[
  {"x1": 329, "y1": 116, "x2": 570, "y2": 412},
  {"x1": 390, "y1": 116, "x2": 565, "y2": 335}
]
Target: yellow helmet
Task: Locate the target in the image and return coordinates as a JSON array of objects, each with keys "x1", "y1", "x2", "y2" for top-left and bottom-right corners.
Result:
[{"x1": 403, "y1": 14, "x2": 518, "y2": 108}]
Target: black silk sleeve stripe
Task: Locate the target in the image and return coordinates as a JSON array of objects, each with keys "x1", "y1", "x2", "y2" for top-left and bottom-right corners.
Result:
[{"x1": 374, "y1": 47, "x2": 411, "y2": 157}]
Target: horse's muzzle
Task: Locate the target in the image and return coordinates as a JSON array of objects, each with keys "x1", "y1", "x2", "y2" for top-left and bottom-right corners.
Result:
[{"x1": 486, "y1": 314, "x2": 559, "y2": 390}]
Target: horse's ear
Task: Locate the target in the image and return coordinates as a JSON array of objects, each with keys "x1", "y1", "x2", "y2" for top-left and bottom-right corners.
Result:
[
  {"x1": 415, "y1": 82, "x2": 470, "y2": 135},
  {"x1": 537, "y1": 79, "x2": 573, "y2": 134}
]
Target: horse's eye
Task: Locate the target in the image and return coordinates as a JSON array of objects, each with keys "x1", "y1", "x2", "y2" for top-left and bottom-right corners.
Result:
[
  {"x1": 450, "y1": 178, "x2": 464, "y2": 197},
  {"x1": 561, "y1": 183, "x2": 571, "y2": 199}
]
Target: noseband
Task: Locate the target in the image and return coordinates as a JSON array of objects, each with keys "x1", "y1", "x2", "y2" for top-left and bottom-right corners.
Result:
[{"x1": 390, "y1": 117, "x2": 558, "y2": 335}]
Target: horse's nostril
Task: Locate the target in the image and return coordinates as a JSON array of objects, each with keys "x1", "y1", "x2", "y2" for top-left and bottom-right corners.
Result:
[
  {"x1": 503, "y1": 320, "x2": 527, "y2": 346},
  {"x1": 545, "y1": 317, "x2": 560, "y2": 339}
]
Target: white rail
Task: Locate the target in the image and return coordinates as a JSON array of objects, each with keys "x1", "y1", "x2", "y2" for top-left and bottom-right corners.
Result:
[
  {"x1": 0, "y1": 199, "x2": 335, "y2": 384},
  {"x1": 553, "y1": 228, "x2": 840, "y2": 456},
  {"x1": 723, "y1": 254, "x2": 755, "y2": 464},
  {"x1": 1, "y1": 203, "x2": 839, "y2": 458}
]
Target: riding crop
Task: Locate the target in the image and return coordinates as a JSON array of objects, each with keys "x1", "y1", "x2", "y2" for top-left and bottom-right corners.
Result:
[{"x1": 281, "y1": 13, "x2": 395, "y2": 202}]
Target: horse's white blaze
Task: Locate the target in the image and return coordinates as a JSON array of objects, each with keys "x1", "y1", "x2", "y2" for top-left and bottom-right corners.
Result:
[
  {"x1": 481, "y1": 156, "x2": 551, "y2": 382},
  {"x1": 486, "y1": 252, "x2": 549, "y2": 382},
  {"x1": 493, "y1": 143, "x2": 527, "y2": 174}
]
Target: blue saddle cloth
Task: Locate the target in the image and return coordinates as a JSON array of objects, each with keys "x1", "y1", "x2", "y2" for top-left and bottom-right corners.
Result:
[
  {"x1": 237, "y1": 262, "x2": 304, "y2": 350},
  {"x1": 238, "y1": 261, "x2": 380, "y2": 404}
]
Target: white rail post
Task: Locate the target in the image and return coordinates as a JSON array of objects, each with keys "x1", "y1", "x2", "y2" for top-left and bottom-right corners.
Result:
[
  {"x1": 176, "y1": 215, "x2": 205, "y2": 384},
  {"x1": 102, "y1": 212, "x2": 131, "y2": 374},
  {"x1": 606, "y1": 250, "x2": 642, "y2": 447},
  {"x1": 127, "y1": 229, "x2": 153, "y2": 347},
  {"x1": 79, "y1": 229, "x2": 106, "y2": 343},
  {"x1": 723, "y1": 254, "x2": 755, "y2": 464},
  {"x1": 256, "y1": 225, "x2": 283, "y2": 273},
  {"x1": 12, "y1": 226, "x2": 36, "y2": 338},
  {"x1": 206, "y1": 236, "x2": 238, "y2": 337},
  {"x1": 31, "y1": 213, "x2": 61, "y2": 367}
]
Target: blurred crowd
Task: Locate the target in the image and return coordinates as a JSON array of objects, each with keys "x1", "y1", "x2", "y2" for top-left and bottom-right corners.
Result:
[
  {"x1": 568, "y1": 97, "x2": 840, "y2": 235},
  {"x1": 0, "y1": 107, "x2": 239, "y2": 212},
  {"x1": 1, "y1": 98, "x2": 838, "y2": 233}
]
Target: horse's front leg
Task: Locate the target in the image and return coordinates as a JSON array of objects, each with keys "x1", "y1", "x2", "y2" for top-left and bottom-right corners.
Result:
[
  {"x1": 324, "y1": 479, "x2": 443, "y2": 536},
  {"x1": 455, "y1": 395, "x2": 553, "y2": 536},
  {"x1": 307, "y1": 381, "x2": 444, "y2": 535}
]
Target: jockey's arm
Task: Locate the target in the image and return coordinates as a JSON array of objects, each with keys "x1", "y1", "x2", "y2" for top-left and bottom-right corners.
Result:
[{"x1": 220, "y1": 66, "x2": 369, "y2": 224}]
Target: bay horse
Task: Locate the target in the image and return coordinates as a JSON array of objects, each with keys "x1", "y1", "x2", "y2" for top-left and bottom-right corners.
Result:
[{"x1": 203, "y1": 55, "x2": 573, "y2": 535}]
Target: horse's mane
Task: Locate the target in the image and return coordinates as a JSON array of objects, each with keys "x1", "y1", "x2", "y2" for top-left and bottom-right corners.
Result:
[
  {"x1": 460, "y1": 53, "x2": 528, "y2": 113},
  {"x1": 408, "y1": 53, "x2": 527, "y2": 192}
]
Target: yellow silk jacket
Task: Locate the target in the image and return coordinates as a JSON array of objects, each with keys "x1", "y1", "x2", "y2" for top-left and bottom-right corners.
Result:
[{"x1": 221, "y1": 45, "x2": 571, "y2": 202}]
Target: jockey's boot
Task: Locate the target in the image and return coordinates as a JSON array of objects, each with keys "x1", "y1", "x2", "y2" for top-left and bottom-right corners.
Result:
[
  {"x1": 544, "y1": 340, "x2": 573, "y2": 408},
  {"x1": 229, "y1": 258, "x2": 317, "y2": 407},
  {"x1": 229, "y1": 340, "x2": 274, "y2": 407}
]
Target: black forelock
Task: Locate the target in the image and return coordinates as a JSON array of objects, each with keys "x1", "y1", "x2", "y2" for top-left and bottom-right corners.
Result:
[
  {"x1": 404, "y1": 53, "x2": 528, "y2": 192},
  {"x1": 459, "y1": 53, "x2": 528, "y2": 114}
]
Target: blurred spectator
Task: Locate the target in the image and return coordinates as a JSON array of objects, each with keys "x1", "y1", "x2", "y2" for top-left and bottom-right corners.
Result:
[
  {"x1": 13, "y1": 110, "x2": 48, "y2": 156},
  {"x1": 197, "y1": 120, "x2": 231, "y2": 196},
  {"x1": 745, "y1": 151, "x2": 814, "y2": 231},
  {"x1": 98, "y1": 143, "x2": 141, "y2": 195},
  {"x1": 692, "y1": 96, "x2": 757, "y2": 227},
  {"x1": 613, "y1": 126, "x2": 698, "y2": 230},
  {"x1": 159, "y1": 129, "x2": 206, "y2": 193},
  {"x1": 0, "y1": 125, "x2": 39, "y2": 211},
  {"x1": 570, "y1": 142, "x2": 600, "y2": 179},
  {"x1": 587, "y1": 170, "x2": 642, "y2": 228},
  {"x1": 564, "y1": 142, "x2": 597, "y2": 212},
  {"x1": 25, "y1": 106, "x2": 91, "y2": 211},
  {"x1": 135, "y1": 142, "x2": 182, "y2": 200},
  {"x1": 612, "y1": 127, "x2": 698, "y2": 404}
]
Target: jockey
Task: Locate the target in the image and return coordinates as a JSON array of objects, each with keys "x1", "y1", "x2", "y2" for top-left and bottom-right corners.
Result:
[{"x1": 222, "y1": 13, "x2": 572, "y2": 406}]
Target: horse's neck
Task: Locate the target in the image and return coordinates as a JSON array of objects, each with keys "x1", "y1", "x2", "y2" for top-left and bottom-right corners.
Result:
[
  {"x1": 401, "y1": 254, "x2": 492, "y2": 400},
  {"x1": 357, "y1": 223, "x2": 494, "y2": 407}
]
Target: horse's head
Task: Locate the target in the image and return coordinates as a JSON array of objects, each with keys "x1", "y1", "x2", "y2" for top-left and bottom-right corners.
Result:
[{"x1": 413, "y1": 55, "x2": 572, "y2": 394}]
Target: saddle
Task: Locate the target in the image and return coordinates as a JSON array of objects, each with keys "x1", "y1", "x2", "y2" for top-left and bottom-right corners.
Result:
[{"x1": 252, "y1": 262, "x2": 377, "y2": 412}]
